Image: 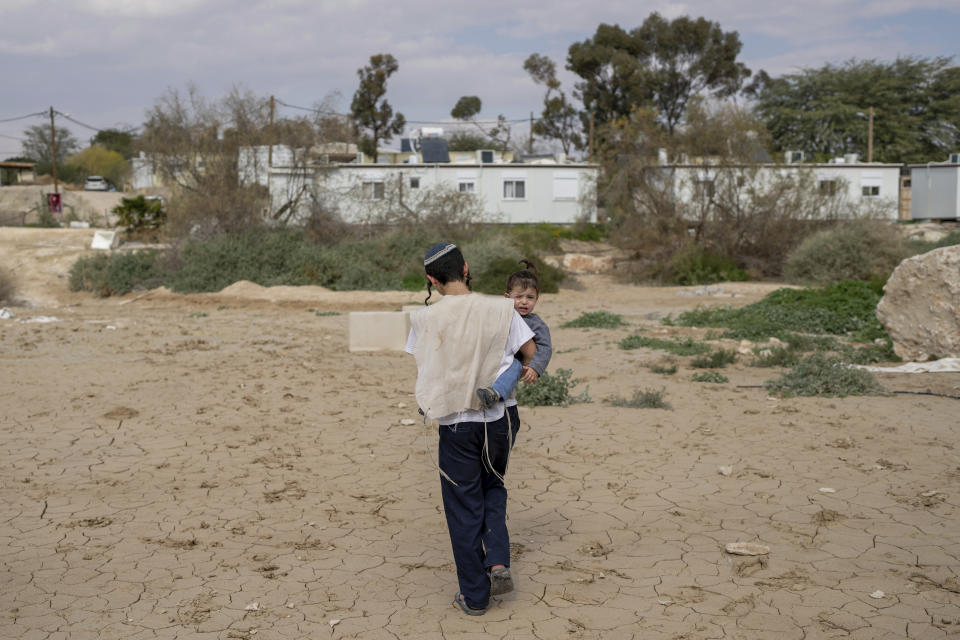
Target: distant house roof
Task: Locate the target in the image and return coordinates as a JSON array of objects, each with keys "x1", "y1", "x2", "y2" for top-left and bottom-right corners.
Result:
[{"x1": 0, "y1": 161, "x2": 36, "y2": 169}]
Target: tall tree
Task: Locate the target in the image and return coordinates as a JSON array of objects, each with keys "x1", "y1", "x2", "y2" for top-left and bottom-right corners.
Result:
[
  {"x1": 450, "y1": 95, "x2": 512, "y2": 152},
  {"x1": 749, "y1": 56, "x2": 960, "y2": 163},
  {"x1": 350, "y1": 53, "x2": 406, "y2": 159},
  {"x1": 567, "y1": 14, "x2": 751, "y2": 136},
  {"x1": 91, "y1": 128, "x2": 136, "y2": 159},
  {"x1": 21, "y1": 124, "x2": 79, "y2": 174},
  {"x1": 523, "y1": 53, "x2": 583, "y2": 154}
]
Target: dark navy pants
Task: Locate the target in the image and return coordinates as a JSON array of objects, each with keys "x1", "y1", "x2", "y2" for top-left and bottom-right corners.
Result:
[{"x1": 438, "y1": 414, "x2": 515, "y2": 609}]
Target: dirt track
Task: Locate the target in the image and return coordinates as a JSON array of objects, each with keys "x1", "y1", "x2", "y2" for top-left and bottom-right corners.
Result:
[{"x1": 1, "y1": 228, "x2": 958, "y2": 639}]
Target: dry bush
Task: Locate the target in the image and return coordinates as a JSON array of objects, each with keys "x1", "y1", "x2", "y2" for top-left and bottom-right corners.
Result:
[
  {"x1": 0, "y1": 266, "x2": 16, "y2": 304},
  {"x1": 784, "y1": 219, "x2": 912, "y2": 284}
]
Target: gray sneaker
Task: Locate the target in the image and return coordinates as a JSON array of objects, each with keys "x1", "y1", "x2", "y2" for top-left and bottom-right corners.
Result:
[
  {"x1": 476, "y1": 387, "x2": 500, "y2": 409},
  {"x1": 489, "y1": 567, "x2": 514, "y2": 595}
]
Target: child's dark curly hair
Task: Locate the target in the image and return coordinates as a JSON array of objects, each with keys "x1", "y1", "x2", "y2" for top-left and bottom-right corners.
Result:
[{"x1": 505, "y1": 259, "x2": 539, "y2": 295}]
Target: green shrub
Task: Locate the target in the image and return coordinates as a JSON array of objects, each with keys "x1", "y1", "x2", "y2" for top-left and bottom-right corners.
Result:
[
  {"x1": 764, "y1": 352, "x2": 885, "y2": 397},
  {"x1": 619, "y1": 335, "x2": 711, "y2": 356},
  {"x1": 668, "y1": 281, "x2": 886, "y2": 341},
  {"x1": 114, "y1": 195, "x2": 165, "y2": 231},
  {"x1": 690, "y1": 348, "x2": 737, "y2": 368},
  {"x1": 0, "y1": 265, "x2": 16, "y2": 303},
  {"x1": 783, "y1": 333, "x2": 839, "y2": 352},
  {"x1": 750, "y1": 347, "x2": 801, "y2": 368},
  {"x1": 516, "y1": 368, "x2": 591, "y2": 407},
  {"x1": 562, "y1": 311, "x2": 626, "y2": 329},
  {"x1": 692, "y1": 371, "x2": 728, "y2": 383},
  {"x1": 784, "y1": 220, "x2": 910, "y2": 285},
  {"x1": 68, "y1": 250, "x2": 164, "y2": 297},
  {"x1": 649, "y1": 362, "x2": 678, "y2": 375},
  {"x1": 666, "y1": 245, "x2": 749, "y2": 285},
  {"x1": 607, "y1": 389, "x2": 670, "y2": 409},
  {"x1": 469, "y1": 249, "x2": 564, "y2": 295}
]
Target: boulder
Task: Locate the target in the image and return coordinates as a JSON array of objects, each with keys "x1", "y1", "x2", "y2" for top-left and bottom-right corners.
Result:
[{"x1": 877, "y1": 245, "x2": 960, "y2": 361}]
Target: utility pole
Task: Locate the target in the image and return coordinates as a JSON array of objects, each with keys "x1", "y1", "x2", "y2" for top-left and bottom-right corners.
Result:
[
  {"x1": 528, "y1": 112, "x2": 534, "y2": 154},
  {"x1": 49, "y1": 106, "x2": 59, "y2": 194},
  {"x1": 268, "y1": 95, "x2": 275, "y2": 168},
  {"x1": 868, "y1": 106, "x2": 874, "y2": 163}
]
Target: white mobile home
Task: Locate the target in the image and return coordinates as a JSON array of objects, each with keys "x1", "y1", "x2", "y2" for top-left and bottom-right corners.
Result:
[
  {"x1": 664, "y1": 158, "x2": 902, "y2": 220},
  {"x1": 267, "y1": 159, "x2": 598, "y2": 225},
  {"x1": 909, "y1": 158, "x2": 960, "y2": 220}
]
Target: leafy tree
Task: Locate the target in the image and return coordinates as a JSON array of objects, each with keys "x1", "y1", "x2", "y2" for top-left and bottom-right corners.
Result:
[
  {"x1": 447, "y1": 130, "x2": 489, "y2": 151},
  {"x1": 749, "y1": 57, "x2": 960, "y2": 163},
  {"x1": 450, "y1": 95, "x2": 512, "y2": 152},
  {"x1": 21, "y1": 124, "x2": 79, "y2": 175},
  {"x1": 91, "y1": 128, "x2": 136, "y2": 159},
  {"x1": 65, "y1": 145, "x2": 129, "y2": 187},
  {"x1": 567, "y1": 14, "x2": 751, "y2": 136},
  {"x1": 523, "y1": 53, "x2": 583, "y2": 154},
  {"x1": 350, "y1": 53, "x2": 406, "y2": 159}
]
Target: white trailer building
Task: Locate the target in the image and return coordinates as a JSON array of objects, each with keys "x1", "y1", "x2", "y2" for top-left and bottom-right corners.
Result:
[{"x1": 909, "y1": 155, "x2": 960, "y2": 221}]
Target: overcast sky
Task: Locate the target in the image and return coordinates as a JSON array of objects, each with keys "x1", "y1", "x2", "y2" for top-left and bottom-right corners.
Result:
[{"x1": 1, "y1": 0, "x2": 958, "y2": 156}]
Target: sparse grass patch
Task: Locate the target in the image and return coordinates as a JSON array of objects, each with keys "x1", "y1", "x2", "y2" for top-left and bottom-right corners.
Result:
[
  {"x1": 314, "y1": 311, "x2": 340, "y2": 317},
  {"x1": 516, "y1": 368, "x2": 592, "y2": 407},
  {"x1": 690, "y1": 349, "x2": 737, "y2": 368},
  {"x1": 692, "y1": 371, "x2": 728, "y2": 383},
  {"x1": 750, "y1": 347, "x2": 801, "y2": 368},
  {"x1": 562, "y1": 311, "x2": 626, "y2": 329},
  {"x1": 764, "y1": 352, "x2": 885, "y2": 397},
  {"x1": 619, "y1": 335, "x2": 711, "y2": 356},
  {"x1": 649, "y1": 362, "x2": 678, "y2": 375},
  {"x1": 607, "y1": 389, "x2": 670, "y2": 409}
]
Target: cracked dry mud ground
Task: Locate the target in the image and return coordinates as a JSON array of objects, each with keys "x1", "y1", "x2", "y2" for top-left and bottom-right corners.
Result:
[{"x1": 2, "y1": 275, "x2": 959, "y2": 639}]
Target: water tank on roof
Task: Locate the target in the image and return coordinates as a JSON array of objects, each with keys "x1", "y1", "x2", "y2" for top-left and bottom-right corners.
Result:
[{"x1": 844, "y1": 153, "x2": 860, "y2": 164}]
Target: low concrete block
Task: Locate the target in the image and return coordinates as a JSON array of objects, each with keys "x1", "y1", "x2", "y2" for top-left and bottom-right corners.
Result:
[
  {"x1": 90, "y1": 230, "x2": 119, "y2": 250},
  {"x1": 349, "y1": 311, "x2": 411, "y2": 352}
]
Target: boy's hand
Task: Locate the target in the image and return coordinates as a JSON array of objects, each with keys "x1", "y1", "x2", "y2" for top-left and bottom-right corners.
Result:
[{"x1": 520, "y1": 366, "x2": 539, "y2": 383}]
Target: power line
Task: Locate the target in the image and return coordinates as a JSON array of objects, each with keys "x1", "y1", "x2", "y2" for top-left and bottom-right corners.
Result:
[
  {"x1": 0, "y1": 111, "x2": 46, "y2": 123},
  {"x1": 0, "y1": 133, "x2": 24, "y2": 141},
  {"x1": 274, "y1": 98, "x2": 529, "y2": 125}
]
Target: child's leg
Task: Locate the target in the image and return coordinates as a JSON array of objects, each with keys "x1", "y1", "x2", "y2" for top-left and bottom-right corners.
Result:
[{"x1": 491, "y1": 358, "x2": 522, "y2": 401}]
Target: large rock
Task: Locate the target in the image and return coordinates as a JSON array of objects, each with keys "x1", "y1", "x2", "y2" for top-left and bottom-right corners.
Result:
[{"x1": 877, "y1": 245, "x2": 960, "y2": 361}]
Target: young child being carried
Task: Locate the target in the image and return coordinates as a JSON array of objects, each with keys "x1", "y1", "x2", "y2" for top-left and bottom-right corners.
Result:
[{"x1": 476, "y1": 260, "x2": 552, "y2": 408}]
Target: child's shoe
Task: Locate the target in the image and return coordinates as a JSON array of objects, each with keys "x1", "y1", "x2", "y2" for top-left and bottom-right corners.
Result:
[{"x1": 476, "y1": 387, "x2": 500, "y2": 409}]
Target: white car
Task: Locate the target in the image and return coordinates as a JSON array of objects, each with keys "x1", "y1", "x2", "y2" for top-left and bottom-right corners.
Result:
[{"x1": 84, "y1": 176, "x2": 109, "y2": 191}]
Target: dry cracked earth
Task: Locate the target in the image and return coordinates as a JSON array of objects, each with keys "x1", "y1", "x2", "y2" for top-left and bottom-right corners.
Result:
[{"x1": 1, "y1": 264, "x2": 959, "y2": 639}]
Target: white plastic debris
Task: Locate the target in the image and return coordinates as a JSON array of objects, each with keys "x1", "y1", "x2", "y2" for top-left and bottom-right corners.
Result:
[
  {"x1": 870, "y1": 590, "x2": 885, "y2": 599},
  {"x1": 819, "y1": 487, "x2": 837, "y2": 493},
  {"x1": 400, "y1": 418, "x2": 416, "y2": 426},
  {"x1": 717, "y1": 466, "x2": 733, "y2": 476},
  {"x1": 0, "y1": 308, "x2": 14, "y2": 319},
  {"x1": 22, "y1": 316, "x2": 60, "y2": 323},
  {"x1": 725, "y1": 542, "x2": 770, "y2": 556},
  {"x1": 921, "y1": 490, "x2": 939, "y2": 497},
  {"x1": 329, "y1": 619, "x2": 341, "y2": 627},
  {"x1": 244, "y1": 601, "x2": 260, "y2": 611}
]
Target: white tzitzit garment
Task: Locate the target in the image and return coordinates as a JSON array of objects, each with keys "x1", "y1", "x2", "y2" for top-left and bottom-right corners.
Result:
[{"x1": 409, "y1": 293, "x2": 514, "y2": 421}]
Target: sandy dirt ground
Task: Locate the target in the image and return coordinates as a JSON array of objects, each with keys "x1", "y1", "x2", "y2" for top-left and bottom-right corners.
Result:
[{"x1": 2, "y1": 228, "x2": 959, "y2": 639}]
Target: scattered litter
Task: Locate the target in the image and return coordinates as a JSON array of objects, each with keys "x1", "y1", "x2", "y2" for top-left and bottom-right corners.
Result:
[
  {"x1": 717, "y1": 465, "x2": 733, "y2": 476},
  {"x1": 921, "y1": 490, "x2": 939, "y2": 497},
  {"x1": 21, "y1": 316, "x2": 60, "y2": 323},
  {"x1": 658, "y1": 599, "x2": 673, "y2": 605},
  {"x1": 870, "y1": 590, "x2": 885, "y2": 599},
  {"x1": 819, "y1": 487, "x2": 837, "y2": 493},
  {"x1": 244, "y1": 602, "x2": 260, "y2": 611},
  {"x1": 329, "y1": 619, "x2": 341, "y2": 628},
  {"x1": 0, "y1": 308, "x2": 14, "y2": 319},
  {"x1": 400, "y1": 418, "x2": 416, "y2": 426},
  {"x1": 854, "y1": 358, "x2": 960, "y2": 373},
  {"x1": 106, "y1": 325, "x2": 117, "y2": 330},
  {"x1": 397, "y1": 402, "x2": 407, "y2": 409},
  {"x1": 286, "y1": 603, "x2": 295, "y2": 609},
  {"x1": 725, "y1": 542, "x2": 770, "y2": 556}
]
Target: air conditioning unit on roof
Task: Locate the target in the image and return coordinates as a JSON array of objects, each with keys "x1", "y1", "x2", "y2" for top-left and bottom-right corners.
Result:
[{"x1": 785, "y1": 150, "x2": 804, "y2": 164}]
